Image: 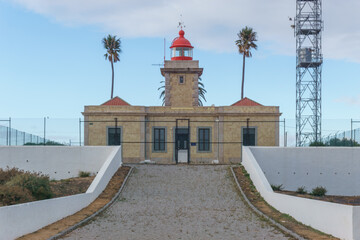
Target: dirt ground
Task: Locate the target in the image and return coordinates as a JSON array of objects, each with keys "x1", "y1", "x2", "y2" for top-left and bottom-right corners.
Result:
[
  {"x1": 17, "y1": 166, "x2": 131, "y2": 240},
  {"x1": 278, "y1": 190, "x2": 360, "y2": 205},
  {"x1": 233, "y1": 166, "x2": 339, "y2": 240},
  {"x1": 50, "y1": 176, "x2": 95, "y2": 198}
]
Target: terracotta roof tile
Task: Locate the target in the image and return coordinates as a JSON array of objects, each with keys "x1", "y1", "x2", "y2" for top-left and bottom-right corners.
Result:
[
  {"x1": 101, "y1": 97, "x2": 130, "y2": 106},
  {"x1": 231, "y1": 97, "x2": 263, "y2": 106}
]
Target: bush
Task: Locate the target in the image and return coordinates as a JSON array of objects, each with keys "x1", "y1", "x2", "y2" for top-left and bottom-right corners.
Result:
[
  {"x1": 78, "y1": 171, "x2": 91, "y2": 178},
  {"x1": 24, "y1": 141, "x2": 64, "y2": 146},
  {"x1": 0, "y1": 167, "x2": 24, "y2": 184},
  {"x1": 296, "y1": 186, "x2": 307, "y2": 194},
  {"x1": 6, "y1": 172, "x2": 53, "y2": 200},
  {"x1": 0, "y1": 185, "x2": 34, "y2": 205},
  {"x1": 311, "y1": 186, "x2": 327, "y2": 196},
  {"x1": 309, "y1": 141, "x2": 326, "y2": 147},
  {"x1": 271, "y1": 184, "x2": 283, "y2": 191}
]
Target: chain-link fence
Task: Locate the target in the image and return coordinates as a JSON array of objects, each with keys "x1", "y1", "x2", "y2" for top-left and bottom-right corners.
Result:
[
  {"x1": 2, "y1": 117, "x2": 359, "y2": 148},
  {"x1": 81, "y1": 118, "x2": 286, "y2": 163},
  {"x1": 0, "y1": 118, "x2": 81, "y2": 146}
]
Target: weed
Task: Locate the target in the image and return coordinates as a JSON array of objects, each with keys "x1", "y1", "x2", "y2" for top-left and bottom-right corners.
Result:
[
  {"x1": 296, "y1": 186, "x2": 307, "y2": 194},
  {"x1": 271, "y1": 184, "x2": 283, "y2": 191},
  {"x1": 79, "y1": 171, "x2": 91, "y2": 178},
  {"x1": 0, "y1": 185, "x2": 34, "y2": 205},
  {"x1": 311, "y1": 186, "x2": 327, "y2": 196},
  {"x1": 6, "y1": 172, "x2": 53, "y2": 200},
  {"x1": 0, "y1": 167, "x2": 24, "y2": 184}
]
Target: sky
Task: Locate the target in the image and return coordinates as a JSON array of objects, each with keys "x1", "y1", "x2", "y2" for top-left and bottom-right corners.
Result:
[{"x1": 1, "y1": 0, "x2": 360, "y2": 144}]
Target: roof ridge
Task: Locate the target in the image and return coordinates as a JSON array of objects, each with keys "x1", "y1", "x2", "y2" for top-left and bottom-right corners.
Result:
[{"x1": 101, "y1": 96, "x2": 130, "y2": 106}]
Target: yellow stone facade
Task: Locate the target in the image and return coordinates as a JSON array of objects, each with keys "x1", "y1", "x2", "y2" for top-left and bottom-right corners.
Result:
[{"x1": 83, "y1": 105, "x2": 280, "y2": 164}]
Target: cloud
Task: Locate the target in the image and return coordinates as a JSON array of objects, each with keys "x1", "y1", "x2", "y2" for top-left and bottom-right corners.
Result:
[
  {"x1": 9, "y1": 0, "x2": 360, "y2": 62},
  {"x1": 335, "y1": 95, "x2": 360, "y2": 106}
]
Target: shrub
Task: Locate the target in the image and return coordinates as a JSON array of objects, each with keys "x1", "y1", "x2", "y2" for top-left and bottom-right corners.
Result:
[
  {"x1": 0, "y1": 167, "x2": 24, "y2": 184},
  {"x1": 78, "y1": 171, "x2": 91, "y2": 178},
  {"x1": 311, "y1": 186, "x2": 327, "y2": 196},
  {"x1": 271, "y1": 184, "x2": 283, "y2": 191},
  {"x1": 296, "y1": 186, "x2": 307, "y2": 194},
  {"x1": 0, "y1": 185, "x2": 34, "y2": 205},
  {"x1": 24, "y1": 141, "x2": 64, "y2": 146},
  {"x1": 6, "y1": 172, "x2": 53, "y2": 200},
  {"x1": 309, "y1": 141, "x2": 326, "y2": 147}
]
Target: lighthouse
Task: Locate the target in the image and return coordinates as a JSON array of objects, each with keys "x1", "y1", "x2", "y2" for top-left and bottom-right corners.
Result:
[{"x1": 161, "y1": 29, "x2": 203, "y2": 107}]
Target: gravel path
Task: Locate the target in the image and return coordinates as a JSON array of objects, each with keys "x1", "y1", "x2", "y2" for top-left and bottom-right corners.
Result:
[{"x1": 61, "y1": 165, "x2": 290, "y2": 240}]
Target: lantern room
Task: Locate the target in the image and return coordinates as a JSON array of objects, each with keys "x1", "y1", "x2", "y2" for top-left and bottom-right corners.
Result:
[{"x1": 170, "y1": 29, "x2": 193, "y2": 60}]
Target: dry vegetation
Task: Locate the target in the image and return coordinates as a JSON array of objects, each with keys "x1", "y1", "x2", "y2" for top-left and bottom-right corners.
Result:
[{"x1": 0, "y1": 167, "x2": 94, "y2": 207}]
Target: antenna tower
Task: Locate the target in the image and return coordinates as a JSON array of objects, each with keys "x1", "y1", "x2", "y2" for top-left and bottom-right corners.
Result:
[{"x1": 295, "y1": 0, "x2": 323, "y2": 146}]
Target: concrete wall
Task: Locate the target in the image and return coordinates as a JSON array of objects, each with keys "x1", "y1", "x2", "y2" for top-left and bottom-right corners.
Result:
[
  {"x1": 0, "y1": 146, "x2": 122, "y2": 240},
  {"x1": 0, "y1": 146, "x2": 116, "y2": 180},
  {"x1": 242, "y1": 147, "x2": 359, "y2": 240},
  {"x1": 250, "y1": 147, "x2": 360, "y2": 195}
]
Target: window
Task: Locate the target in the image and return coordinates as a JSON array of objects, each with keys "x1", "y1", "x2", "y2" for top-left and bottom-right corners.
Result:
[
  {"x1": 153, "y1": 127, "x2": 166, "y2": 152},
  {"x1": 175, "y1": 48, "x2": 183, "y2": 57},
  {"x1": 242, "y1": 127, "x2": 256, "y2": 146},
  {"x1": 198, "y1": 128, "x2": 211, "y2": 152},
  {"x1": 179, "y1": 76, "x2": 184, "y2": 84},
  {"x1": 108, "y1": 127, "x2": 121, "y2": 146}
]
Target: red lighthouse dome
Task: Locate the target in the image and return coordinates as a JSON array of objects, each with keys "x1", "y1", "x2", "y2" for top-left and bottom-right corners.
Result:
[{"x1": 170, "y1": 30, "x2": 194, "y2": 61}]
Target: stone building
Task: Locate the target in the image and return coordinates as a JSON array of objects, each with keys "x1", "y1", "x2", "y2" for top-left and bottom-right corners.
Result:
[{"x1": 83, "y1": 29, "x2": 281, "y2": 164}]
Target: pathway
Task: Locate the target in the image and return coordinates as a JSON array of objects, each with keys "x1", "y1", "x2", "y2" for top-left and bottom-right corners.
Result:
[{"x1": 61, "y1": 165, "x2": 290, "y2": 240}]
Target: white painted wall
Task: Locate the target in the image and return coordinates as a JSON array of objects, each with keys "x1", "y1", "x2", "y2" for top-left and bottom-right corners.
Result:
[
  {"x1": 250, "y1": 147, "x2": 360, "y2": 196},
  {"x1": 0, "y1": 146, "x2": 117, "y2": 180},
  {"x1": 0, "y1": 146, "x2": 122, "y2": 240},
  {"x1": 242, "y1": 147, "x2": 357, "y2": 240}
]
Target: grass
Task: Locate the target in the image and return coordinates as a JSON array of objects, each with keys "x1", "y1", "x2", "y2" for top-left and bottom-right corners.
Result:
[
  {"x1": 271, "y1": 184, "x2": 283, "y2": 191},
  {"x1": 79, "y1": 171, "x2": 91, "y2": 178},
  {"x1": 0, "y1": 167, "x2": 52, "y2": 205},
  {"x1": 311, "y1": 186, "x2": 327, "y2": 196},
  {"x1": 296, "y1": 186, "x2": 307, "y2": 194}
]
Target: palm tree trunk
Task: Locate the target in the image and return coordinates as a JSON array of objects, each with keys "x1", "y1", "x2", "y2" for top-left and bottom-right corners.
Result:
[
  {"x1": 241, "y1": 53, "x2": 246, "y2": 99},
  {"x1": 111, "y1": 59, "x2": 114, "y2": 99}
]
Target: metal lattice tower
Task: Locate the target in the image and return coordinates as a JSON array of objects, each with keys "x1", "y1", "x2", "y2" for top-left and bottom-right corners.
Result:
[{"x1": 295, "y1": 0, "x2": 323, "y2": 146}]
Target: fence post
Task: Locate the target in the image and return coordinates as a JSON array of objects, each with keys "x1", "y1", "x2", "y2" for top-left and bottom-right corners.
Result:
[
  {"x1": 9, "y1": 117, "x2": 11, "y2": 146},
  {"x1": 351, "y1": 119, "x2": 353, "y2": 147},
  {"x1": 6, "y1": 126, "x2": 8, "y2": 146},
  {"x1": 246, "y1": 118, "x2": 250, "y2": 146},
  {"x1": 283, "y1": 118, "x2": 286, "y2": 147},
  {"x1": 43, "y1": 117, "x2": 46, "y2": 145},
  {"x1": 79, "y1": 118, "x2": 81, "y2": 146}
]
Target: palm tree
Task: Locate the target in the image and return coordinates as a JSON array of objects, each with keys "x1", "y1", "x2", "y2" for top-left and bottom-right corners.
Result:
[
  {"x1": 103, "y1": 35, "x2": 121, "y2": 99},
  {"x1": 197, "y1": 77, "x2": 207, "y2": 106},
  {"x1": 235, "y1": 27, "x2": 258, "y2": 99},
  {"x1": 158, "y1": 77, "x2": 207, "y2": 106}
]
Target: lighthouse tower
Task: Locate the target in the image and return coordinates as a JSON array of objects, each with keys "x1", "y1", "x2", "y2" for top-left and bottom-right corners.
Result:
[{"x1": 161, "y1": 29, "x2": 203, "y2": 107}]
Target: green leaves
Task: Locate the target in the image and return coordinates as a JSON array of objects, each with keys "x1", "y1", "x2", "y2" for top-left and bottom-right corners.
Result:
[
  {"x1": 157, "y1": 77, "x2": 207, "y2": 106},
  {"x1": 235, "y1": 26, "x2": 258, "y2": 57},
  {"x1": 102, "y1": 34, "x2": 121, "y2": 63},
  {"x1": 198, "y1": 77, "x2": 207, "y2": 106}
]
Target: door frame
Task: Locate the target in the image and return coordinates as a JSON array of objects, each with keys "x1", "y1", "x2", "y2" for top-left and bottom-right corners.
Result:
[{"x1": 175, "y1": 119, "x2": 190, "y2": 164}]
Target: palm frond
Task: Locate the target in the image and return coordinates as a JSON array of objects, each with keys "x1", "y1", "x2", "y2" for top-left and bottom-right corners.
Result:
[
  {"x1": 103, "y1": 34, "x2": 122, "y2": 63},
  {"x1": 235, "y1": 26, "x2": 257, "y2": 57}
]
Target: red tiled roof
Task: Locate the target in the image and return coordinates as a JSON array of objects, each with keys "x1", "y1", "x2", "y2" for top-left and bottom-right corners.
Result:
[
  {"x1": 231, "y1": 97, "x2": 263, "y2": 106},
  {"x1": 101, "y1": 97, "x2": 130, "y2": 106}
]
